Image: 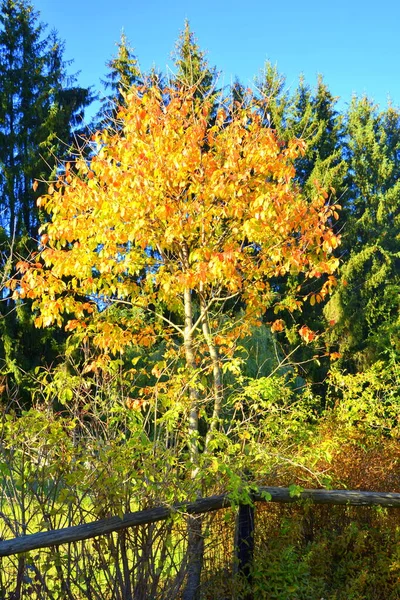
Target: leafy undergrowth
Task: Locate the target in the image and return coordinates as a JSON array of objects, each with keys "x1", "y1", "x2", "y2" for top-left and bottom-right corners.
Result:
[{"x1": 0, "y1": 364, "x2": 399, "y2": 598}]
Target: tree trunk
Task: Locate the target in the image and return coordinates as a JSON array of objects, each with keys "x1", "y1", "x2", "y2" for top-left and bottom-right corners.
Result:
[
  {"x1": 200, "y1": 293, "x2": 224, "y2": 453},
  {"x1": 181, "y1": 269, "x2": 204, "y2": 600}
]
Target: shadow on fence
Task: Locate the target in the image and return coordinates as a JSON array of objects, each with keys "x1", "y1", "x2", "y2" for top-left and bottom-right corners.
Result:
[{"x1": 0, "y1": 487, "x2": 399, "y2": 600}]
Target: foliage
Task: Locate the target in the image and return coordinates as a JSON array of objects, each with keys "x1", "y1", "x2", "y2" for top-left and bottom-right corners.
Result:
[
  {"x1": 0, "y1": 0, "x2": 93, "y2": 403},
  {"x1": 172, "y1": 20, "x2": 217, "y2": 99},
  {"x1": 98, "y1": 30, "x2": 142, "y2": 124},
  {"x1": 18, "y1": 89, "x2": 340, "y2": 324},
  {"x1": 12, "y1": 80, "x2": 342, "y2": 600},
  {"x1": 248, "y1": 503, "x2": 400, "y2": 600},
  {"x1": 0, "y1": 398, "x2": 208, "y2": 598},
  {"x1": 244, "y1": 362, "x2": 400, "y2": 600},
  {"x1": 252, "y1": 64, "x2": 347, "y2": 389},
  {"x1": 0, "y1": 357, "x2": 399, "y2": 598},
  {"x1": 255, "y1": 64, "x2": 346, "y2": 196},
  {"x1": 0, "y1": 0, "x2": 92, "y2": 237},
  {"x1": 1, "y1": 15, "x2": 400, "y2": 599},
  {"x1": 325, "y1": 98, "x2": 400, "y2": 371},
  {"x1": 15, "y1": 84, "x2": 340, "y2": 465}
]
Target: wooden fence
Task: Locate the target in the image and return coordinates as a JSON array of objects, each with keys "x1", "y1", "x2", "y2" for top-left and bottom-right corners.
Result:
[{"x1": 1, "y1": 486, "x2": 399, "y2": 557}]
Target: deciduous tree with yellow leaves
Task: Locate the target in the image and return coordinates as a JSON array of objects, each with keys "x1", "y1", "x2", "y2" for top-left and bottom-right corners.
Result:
[{"x1": 15, "y1": 84, "x2": 340, "y2": 599}]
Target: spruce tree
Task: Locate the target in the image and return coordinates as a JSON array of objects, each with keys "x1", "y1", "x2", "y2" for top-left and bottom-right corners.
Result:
[
  {"x1": 256, "y1": 65, "x2": 346, "y2": 192},
  {"x1": 172, "y1": 20, "x2": 218, "y2": 99},
  {"x1": 325, "y1": 98, "x2": 400, "y2": 370},
  {"x1": 0, "y1": 0, "x2": 92, "y2": 238},
  {"x1": 256, "y1": 65, "x2": 346, "y2": 388},
  {"x1": 98, "y1": 31, "x2": 141, "y2": 124},
  {"x1": 0, "y1": 0, "x2": 93, "y2": 237},
  {"x1": 0, "y1": 0, "x2": 92, "y2": 401}
]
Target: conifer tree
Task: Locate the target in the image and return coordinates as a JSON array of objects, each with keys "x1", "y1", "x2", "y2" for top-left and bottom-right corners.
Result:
[
  {"x1": 172, "y1": 20, "x2": 218, "y2": 99},
  {"x1": 256, "y1": 66, "x2": 346, "y2": 193},
  {"x1": 325, "y1": 98, "x2": 400, "y2": 370},
  {"x1": 98, "y1": 31, "x2": 141, "y2": 123},
  {"x1": 0, "y1": 0, "x2": 92, "y2": 400},
  {"x1": 0, "y1": 0, "x2": 92, "y2": 238},
  {"x1": 255, "y1": 65, "x2": 346, "y2": 387},
  {"x1": 255, "y1": 61, "x2": 289, "y2": 131}
]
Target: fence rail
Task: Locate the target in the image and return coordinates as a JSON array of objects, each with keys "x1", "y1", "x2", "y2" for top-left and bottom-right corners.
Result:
[{"x1": 1, "y1": 486, "x2": 399, "y2": 557}]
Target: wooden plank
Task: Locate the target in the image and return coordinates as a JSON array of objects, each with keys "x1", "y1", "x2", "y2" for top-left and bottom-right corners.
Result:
[
  {"x1": 0, "y1": 494, "x2": 231, "y2": 557},
  {"x1": 0, "y1": 487, "x2": 399, "y2": 557},
  {"x1": 254, "y1": 487, "x2": 400, "y2": 506}
]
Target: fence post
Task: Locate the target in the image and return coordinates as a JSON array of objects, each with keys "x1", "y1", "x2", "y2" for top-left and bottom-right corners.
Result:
[{"x1": 235, "y1": 501, "x2": 254, "y2": 600}]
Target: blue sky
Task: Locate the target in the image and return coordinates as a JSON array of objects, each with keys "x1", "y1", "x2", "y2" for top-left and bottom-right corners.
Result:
[{"x1": 34, "y1": 0, "x2": 400, "y2": 120}]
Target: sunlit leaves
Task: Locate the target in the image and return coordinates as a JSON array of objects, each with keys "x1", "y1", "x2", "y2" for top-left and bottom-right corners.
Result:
[
  {"x1": 298, "y1": 325, "x2": 317, "y2": 344},
  {"x1": 16, "y1": 85, "x2": 340, "y2": 355}
]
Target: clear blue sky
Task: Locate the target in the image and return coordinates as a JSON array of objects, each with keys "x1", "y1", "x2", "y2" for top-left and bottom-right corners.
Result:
[{"x1": 34, "y1": 0, "x2": 400, "y2": 120}]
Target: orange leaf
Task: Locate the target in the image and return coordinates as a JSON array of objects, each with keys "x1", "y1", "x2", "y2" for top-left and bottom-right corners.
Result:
[
  {"x1": 299, "y1": 325, "x2": 316, "y2": 344},
  {"x1": 126, "y1": 398, "x2": 145, "y2": 410},
  {"x1": 65, "y1": 319, "x2": 81, "y2": 332},
  {"x1": 15, "y1": 261, "x2": 29, "y2": 272},
  {"x1": 271, "y1": 319, "x2": 285, "y2": 332}
]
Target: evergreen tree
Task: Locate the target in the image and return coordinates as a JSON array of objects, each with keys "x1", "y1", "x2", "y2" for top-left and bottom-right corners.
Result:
[
  {"x1": 0, "y1": 0, "x2": 92, "y2": 238},
  {"x1": 172, "y1": 20, "x2": 218, "y2": 99},
  {"x1": 256, "y1": 65, "x2": 346, "y2": 193},
  {"x1": 98, "y1": 31, "x2": 141, "y2": 123},
  {"x1": 325, "y1": 98, "x2": 400, "y2": 370},
  {"x1": 0, "y1": 0, "x2": 92, "y2": 401},
  {"x1": 256, "y1": 64, "x2": 346, "y2": 389},
  {"x1": 255, "y1": 61, "x2": 289, "y2": 131}
]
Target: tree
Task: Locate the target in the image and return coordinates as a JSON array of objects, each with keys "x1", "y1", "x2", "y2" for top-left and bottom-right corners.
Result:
[
  {"x1": 98, "y1": 31, "x2": 141, "y2": 124},
  {"x1": 0, "y1": 0, "x2": 92, "y2": 400},
  {"x1": 15, "y1": 84, "x2": 340, "y2": 599},
  {"x1": 255, "y1": 64, "x2": 346, "y2": 201},
  {"x1": 0, "y1": 0, "x2": 92, "y2": 238},
  {"x1": 254, "y1": 65, "x2": 346, "y2": 389},
  {"x1": 172, "y1": 20, "x2": 218, "y2": 99},
  {"x1": 325, "y1": 97, "x2": 400, "y2": 370}
]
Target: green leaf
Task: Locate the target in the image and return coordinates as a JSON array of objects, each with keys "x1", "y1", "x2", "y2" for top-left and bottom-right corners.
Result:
[
  {"x1": 288, "y1": 484, "x2": 304, "y2": 498},
  {"x1": 260, "y1": 490, "x2": 272, "y2": 502}
]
